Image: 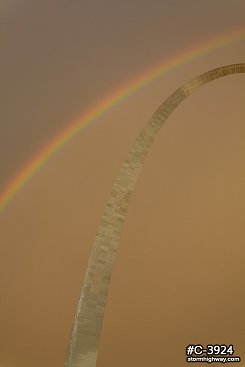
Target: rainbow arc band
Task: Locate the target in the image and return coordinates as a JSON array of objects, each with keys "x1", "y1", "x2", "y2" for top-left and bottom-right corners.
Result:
[
  {"x1": 64, "y1": 63, "x2": 245, "y2": 367},
  {"x1": 0, "y1": 27, "x2": 244, "y2": 213}
]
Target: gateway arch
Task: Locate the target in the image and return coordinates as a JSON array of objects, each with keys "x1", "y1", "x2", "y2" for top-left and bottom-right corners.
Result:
[{"x1": 64, "y1": 63, "x2": 245, "y2": 367}]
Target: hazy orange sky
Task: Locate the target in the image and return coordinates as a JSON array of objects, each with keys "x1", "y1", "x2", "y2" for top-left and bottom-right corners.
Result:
[{"x1": 0, "y1": 1, "x2": 244, "y2": 366}]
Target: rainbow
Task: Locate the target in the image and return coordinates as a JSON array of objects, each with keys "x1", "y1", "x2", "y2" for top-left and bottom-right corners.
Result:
[{"x1": 0, "y1": 26, "x2": 244, "y2": 213}]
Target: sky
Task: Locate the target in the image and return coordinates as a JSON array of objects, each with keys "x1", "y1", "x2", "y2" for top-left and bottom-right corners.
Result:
[{"x1": 0, "y1": 1, "x2": 245, "y2": 366}]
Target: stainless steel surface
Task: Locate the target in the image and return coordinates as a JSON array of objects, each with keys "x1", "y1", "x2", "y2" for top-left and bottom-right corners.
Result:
[{"x1": 64, "y1": 63, "x2": 245, "y2": 367}]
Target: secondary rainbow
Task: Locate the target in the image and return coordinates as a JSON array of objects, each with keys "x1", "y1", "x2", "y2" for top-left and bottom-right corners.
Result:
[{"x1": 0, "y1": 26, "x2": 244, "y2": 213}]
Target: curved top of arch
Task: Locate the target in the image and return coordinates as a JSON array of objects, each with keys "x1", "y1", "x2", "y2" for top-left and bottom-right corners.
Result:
[{"x1": 64, "y1": 63, "x2": 245, "y2": 367}]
